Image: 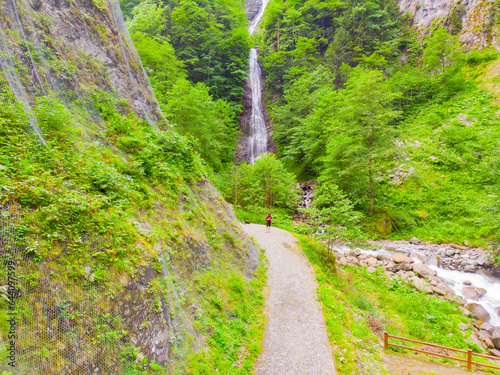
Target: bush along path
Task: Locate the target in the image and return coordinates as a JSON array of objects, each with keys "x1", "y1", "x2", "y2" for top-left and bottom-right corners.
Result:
[{"x1": 241, "y1": 223, "x2": 337, "y2": 374}]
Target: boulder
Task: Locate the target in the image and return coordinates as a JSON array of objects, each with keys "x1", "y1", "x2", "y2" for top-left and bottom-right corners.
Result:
[
  {"x1": 367, "y1": 257, "x2": 378, "y2": 267},
  {"x1": 445, "y1": 249, "x2": 455, "y2": 257},
  {"x1": 466, "y1": 303, "x2": 491, "y2": 323},
  {"x1": 462, "y1": 286, "x2": 487, "y2": 301},
  {"x1": 412, "y1": 263, "x2": 435, "y2": 279},
  {"x1": 463, "y1": 265, "x2": 476, "y2": 273},
  {"x1": 435, "y1": 283, "x2": 455, "y2": 296},
  {"x1": 491, "y1": 349, "x2": 500, "y2": 358},
  {"x1": 392, "y1": 254, "x2": 414, "y2": 264},
  {"x1": 409, "y1": 237, "x2": 421, "y2": 245},
  {"x1": 469, "y1": 333, "x2": 486, "y2": 349},
  {"x1": 411, "y1": 276, "x2": 432, "y2": 293},
  {"x1": 338, "y1": 257, "x2": 348, "y2": 266},
  {"x1": 478, "y1": 330, "x2": 492, "y2": 343},
  {"x1": 376, "y1": 253, "x2": 391, "y2": 262},
  {"x1": 409, "y1": 251, "x2": 427, "y2": 262},
  {"x1": 492, "y1": 328, "x2": 500, "y2": 350}
]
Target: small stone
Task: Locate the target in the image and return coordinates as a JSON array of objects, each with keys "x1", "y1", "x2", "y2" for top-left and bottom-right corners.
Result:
[
  {"x1": 338, "y1": 257, "x2": 348, "y2": 266},
  {"x1": 367, "y1": 266, "x2": 376, "y2": 274},
  {"x1": 445, "y1": 249, "x2": 455, "y2": 257},
  {"x1": 463, "y1": 280, "x2": 472, "y2": 285}
]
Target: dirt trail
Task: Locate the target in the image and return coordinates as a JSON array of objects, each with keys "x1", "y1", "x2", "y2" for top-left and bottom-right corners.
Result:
[{"x1": 241, "y1": 223, "x2": 337, "y2": 375}]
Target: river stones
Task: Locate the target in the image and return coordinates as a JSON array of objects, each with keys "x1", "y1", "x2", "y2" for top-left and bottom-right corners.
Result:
[
  {"x1": 409, "y1": 237, "x2": 421, "y2": 245},
  {"x1": 492, "y1": 328, "x2": 500, "y2": 350},
  {"x1": 412, "y1": 263, "x2": 435, "y2": 279},
  {"x1": 392, "y1": 254, "x2": 414, "y2": 264},
  {"x1": 466, "y1": 303, "x2": 491, "y2": 323},
  {"x1": 367, "y1": 257, "x2": 377, "y2": 267},
  {"x1": 462, "y1": 286, "x2": 487, "y2": 301},
  {"x1": 409, "y1": 251, "x2": 427, "y2": 262},
  {"x1": 376, "y1": 253, "x2": 391, "y2": 262},
  {"x1": 434, "y1": 282, "x2": 455, "y2": 296},
  {"x1": 411, "y1": 276, "x2": 432, "y2": 293}
]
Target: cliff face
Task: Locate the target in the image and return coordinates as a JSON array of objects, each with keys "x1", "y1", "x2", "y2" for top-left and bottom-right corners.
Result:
[
  {"x1": 398, "y1": 0, "x2": 500, "y2": 49},
  {"x1": 0, "y1": 0, "x2": 261, "y2": 373}
]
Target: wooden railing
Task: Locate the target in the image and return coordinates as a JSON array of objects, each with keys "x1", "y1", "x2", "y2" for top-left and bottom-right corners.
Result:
[{"x1": 383, "y1": 331, "x2": 500, "y2": 372}]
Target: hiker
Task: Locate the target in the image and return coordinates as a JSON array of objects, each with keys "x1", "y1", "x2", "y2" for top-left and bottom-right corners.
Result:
[{"x1": 265, "y1": 213, "x2": 272, "y2": 232}]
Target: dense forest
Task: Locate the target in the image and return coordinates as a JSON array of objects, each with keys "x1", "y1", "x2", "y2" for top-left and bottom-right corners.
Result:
[{"x1": 121, "y1": 0, "x2": 500, "y2": 251}]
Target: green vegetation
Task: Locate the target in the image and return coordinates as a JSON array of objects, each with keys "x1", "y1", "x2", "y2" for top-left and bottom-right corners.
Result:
[
  {"x1": 298, "y1": 236, "x2": 491, "y2": 374},
  {"x1": 124, "y1": 0, "x2": 250, "y2": 171},
  {"x1": 0, "y1": 89, "x2": 265, "y2": 373},
  {"x1": 254, "y1": 0, "x2": 500, "y2": 249}
]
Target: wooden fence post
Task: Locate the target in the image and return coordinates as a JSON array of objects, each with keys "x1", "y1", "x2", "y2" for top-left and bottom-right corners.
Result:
[
  {"x1": 384, "y1": 331, "x2": 388, "y2": 351},
  {"x1": 467, "y1": 349, "x2": 472, "y2": 371}
]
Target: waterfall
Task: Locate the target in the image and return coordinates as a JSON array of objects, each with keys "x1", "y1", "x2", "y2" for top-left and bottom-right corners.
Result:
[{"x1": 246, "y1": 0, "x2": 270, "y2": 164}]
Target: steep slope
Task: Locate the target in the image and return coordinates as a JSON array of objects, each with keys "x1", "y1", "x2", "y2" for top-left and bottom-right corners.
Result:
[{"x1": 0, "y1": 0, "x2": 263, "y2": 374}]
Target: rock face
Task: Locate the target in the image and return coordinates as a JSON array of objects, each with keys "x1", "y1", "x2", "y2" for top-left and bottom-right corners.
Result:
[
  {"x1": 467, "y1": 303, "x2": 491, "y2": 323},
  {"x1": 398, "y1": 0, "x2": 500, "y2": 49}
]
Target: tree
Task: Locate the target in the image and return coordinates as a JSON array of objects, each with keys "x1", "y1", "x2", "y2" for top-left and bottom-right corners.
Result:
[
  {"x1": 422, "y1": 26, "x2": 464, "y2": 91},
  {"x1": 301, "y1": 182, "x2": 363, "y2": 258},
  {"x1": 321, "y1": 66, "x2": 401, "y2": 212}
]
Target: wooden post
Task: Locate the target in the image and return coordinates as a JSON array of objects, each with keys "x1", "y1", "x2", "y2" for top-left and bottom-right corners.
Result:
[
  {"x1": 384, "y1": 331, "x2": 389, "y2": 350},
  {"x1": 467, "y1": 349, "x2": 472, "y2": 371}
]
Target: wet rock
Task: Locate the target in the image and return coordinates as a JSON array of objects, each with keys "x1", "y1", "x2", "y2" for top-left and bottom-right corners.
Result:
[
  {"x1": 463, "y1": 280, "x2": 472, "y2": 285},
  {"x1": 409, "y1": 251, "x2": 426, "y2": 262},
  {"x1": 462, "y1": 286, "x2": 486, "y2": 301},
  {"x1": 392, "y1": 254, "x2": 414, "y2": 264},
  {"x1": 412, "y1": 263, "x2": 435, "y2": 279},
  {"x1": 466, "y1": 303, "x2": 491, "y2": 323}
]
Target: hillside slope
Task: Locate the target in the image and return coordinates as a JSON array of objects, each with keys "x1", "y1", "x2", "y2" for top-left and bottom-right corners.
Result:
[{"x1": 0, "y1": 0, "x2": 264, "y2": 374}]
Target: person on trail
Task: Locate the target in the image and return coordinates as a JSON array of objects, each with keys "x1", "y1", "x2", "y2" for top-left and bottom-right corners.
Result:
[{"x1": 265, "y1": 213, "x2": 272, "y2": 232}]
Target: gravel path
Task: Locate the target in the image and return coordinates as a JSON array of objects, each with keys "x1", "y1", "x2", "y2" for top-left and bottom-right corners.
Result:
[{"x1": 241, "y1": 224, "x2": 337, "y2": 375}]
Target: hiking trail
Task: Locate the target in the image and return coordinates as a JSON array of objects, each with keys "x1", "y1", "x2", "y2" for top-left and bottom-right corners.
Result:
[{"x1": 241, "y1": 223, "x2": 337, "y2": 375}]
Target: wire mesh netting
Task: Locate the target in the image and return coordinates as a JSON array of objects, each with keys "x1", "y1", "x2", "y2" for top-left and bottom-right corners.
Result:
[{"x1": 0, "y1": 203, "x2": 200, "y2": 374}]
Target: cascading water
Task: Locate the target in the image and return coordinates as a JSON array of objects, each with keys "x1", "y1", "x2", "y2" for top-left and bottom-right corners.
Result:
[{"x1": 246, "y1": 0, "x2": 270, "y2": 163}]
